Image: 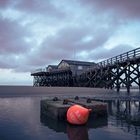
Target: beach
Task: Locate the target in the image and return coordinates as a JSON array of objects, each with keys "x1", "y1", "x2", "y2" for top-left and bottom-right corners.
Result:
[{"x1": 0, "y1": 86, "x2": 114, "y2": 97}]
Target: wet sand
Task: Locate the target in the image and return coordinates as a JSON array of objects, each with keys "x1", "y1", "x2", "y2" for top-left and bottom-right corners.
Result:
[{"x1": 0, "y1": 86, "x2": 114, "y2": 98}]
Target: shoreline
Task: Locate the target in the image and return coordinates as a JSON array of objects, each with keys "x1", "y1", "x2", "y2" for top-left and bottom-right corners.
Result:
[
  {"x1": 0, "y1": 86, "x2": 113, "y2": 97},
  {"x1": 0, "y1": 86, "x2": 139, "y2": 98}
]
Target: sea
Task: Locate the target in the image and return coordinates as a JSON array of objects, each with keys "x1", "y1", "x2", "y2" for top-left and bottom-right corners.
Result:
[{"x1": 0, "y1": 88, "x2": 140, "y2": 140}]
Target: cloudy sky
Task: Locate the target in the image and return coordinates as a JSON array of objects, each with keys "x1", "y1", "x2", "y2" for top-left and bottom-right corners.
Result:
[{"x1": 0, "y1": 0, "x2": 140, "y2": 85}]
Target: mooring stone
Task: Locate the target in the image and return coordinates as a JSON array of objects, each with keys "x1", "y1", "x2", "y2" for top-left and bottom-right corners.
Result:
[{"x1": 40, "y1": 97, "x2": 107, "y2": 121}]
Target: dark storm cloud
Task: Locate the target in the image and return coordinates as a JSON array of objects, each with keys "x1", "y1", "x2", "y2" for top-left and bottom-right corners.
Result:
[
  {"x1": 77, "y1": 28, "x2": 114, "y2": 51},
  {"x1": 0, "y1": 16, "x2": 32, "y2": 71},
  {"x1": 13, "y1": 0, "x2": 65, "y2": 18},
  {"x1": 33, "y1": 25, "x2": 115, "y2": 65},
  {"x1": 0, "y1": 18, "x2": 31, "y2": 54},
  {"x1": 0, "y1": 0, "x2": 139, "y2": 74},
  {"x1": 0, "y1": 52, "x2": 35, "y2": 72},
  {"x1": 80, "y1": 0, "x2": 140, "y2": 19},
  {"x1": 44, "y1": 26, "x2": 90, "y2": 50},
  {"x1": 0, "y1": 0, "x2": 13, "y2": 8},
  {"x1": 90, "y1": 44, "x2": 134, "y2": 60},
  {"x1": 26, "y1": 26, "x2": 89, "y2": 66},
  {"x1": 0, "y1": 55, "x2": 17, "y2": 69}
]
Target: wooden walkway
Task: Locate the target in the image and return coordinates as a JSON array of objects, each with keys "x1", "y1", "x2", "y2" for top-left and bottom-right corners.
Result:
[{"x1": 75, "y1": 47, "x2": 140, "y2": 92}]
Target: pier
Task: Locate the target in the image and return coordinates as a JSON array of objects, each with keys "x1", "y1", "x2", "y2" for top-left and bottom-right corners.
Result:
[{"x1": 31, "y1": 47, "x2": 140, "y2": 92}]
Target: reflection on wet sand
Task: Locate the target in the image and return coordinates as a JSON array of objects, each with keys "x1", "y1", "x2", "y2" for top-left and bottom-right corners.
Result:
[
  {"x1": 108, "y1": 100, "x2": 140, "y2": 137},
  {"x1": 67, "y1": 125, "x2": 89, "y2": 140},
  {"x1": 108, "y1": 100, "x2": 140, "y2": 123}
]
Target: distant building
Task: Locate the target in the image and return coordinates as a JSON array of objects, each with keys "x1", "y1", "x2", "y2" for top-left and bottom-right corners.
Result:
[
  {"x1": 31, "y1": 59, "x2": 96, "y2": 86},
  {"x1": 31, "y1": 59, "x2": 96, "y2": 76},
  {"x1": 47, "y1": 65, "x2": 57, "y2": 72},
  {"x1": 58, "y1": 60, "x2": 96, "y2": 76}
]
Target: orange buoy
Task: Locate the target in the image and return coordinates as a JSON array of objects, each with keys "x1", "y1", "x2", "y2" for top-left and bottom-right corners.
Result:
[{"x1": 67, "y1": 104, "x2": 91, "y2": 125}]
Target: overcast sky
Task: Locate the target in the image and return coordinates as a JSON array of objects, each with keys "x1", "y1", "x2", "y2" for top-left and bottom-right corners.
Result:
[{"x1": 0, "y1": 0, "x2": 140, "y2": 85}]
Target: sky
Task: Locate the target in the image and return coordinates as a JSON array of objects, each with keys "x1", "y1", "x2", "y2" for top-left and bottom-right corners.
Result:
[{"x1": 0, "y1": 0, "x2": 140, "y2": 85}]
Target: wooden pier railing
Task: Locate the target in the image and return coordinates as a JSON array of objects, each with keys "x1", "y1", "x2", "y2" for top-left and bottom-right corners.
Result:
[{"x1": 98, "y1": 47, "x2": 140, "y2": 67}]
